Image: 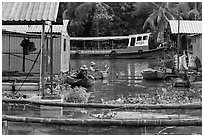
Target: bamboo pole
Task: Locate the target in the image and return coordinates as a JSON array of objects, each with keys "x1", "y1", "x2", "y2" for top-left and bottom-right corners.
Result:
[
  {"x1": 177, "y1": 3, "x2": 180, "y2": 71},
  {"x1": 50, "y1": 23, "x2": 53, "y2": 94},
  {"x1": 46, "y1": 36, "x2": 49, "y2": 74},
  {"x1": 2, "y1": 115, "x2": 202, "y2": 127},
  {"x1": 8, "y1": 33, "x2": 11, "y2": 80},
  {"x1": 2, "y1": 120, "x2": 8, "y2": 135},
  {"x1": 2, "y1": 99, "x2": 202, "y2": 109},
  {"x1": 40, "y1": 22, "x2": 45, "y2": 97}
]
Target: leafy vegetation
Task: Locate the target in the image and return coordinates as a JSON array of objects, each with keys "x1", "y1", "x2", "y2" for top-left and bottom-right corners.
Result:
[
  {"x1": 60, "y1": 2, "x2": 202, "y2": 42},
  {"x1": 105, "y1": 88, "x2": 202, "y2": 105}
]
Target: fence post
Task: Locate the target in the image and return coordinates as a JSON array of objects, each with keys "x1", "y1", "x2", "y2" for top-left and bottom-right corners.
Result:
[{"x1": 2, "y1": 120, "x2": 8, "y2": 135}]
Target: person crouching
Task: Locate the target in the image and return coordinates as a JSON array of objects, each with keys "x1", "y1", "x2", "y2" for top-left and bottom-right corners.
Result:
[{"x1": 76, "y1": 65, "x2": 88, "y2": 79}]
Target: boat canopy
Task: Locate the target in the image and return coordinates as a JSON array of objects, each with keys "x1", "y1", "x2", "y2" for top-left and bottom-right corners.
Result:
[
  {"x1": 70, "y1": 36, "x2": 129, "y2": 41},
  {"x1": 70, "y1": 33, "x2": 151, "y2": 41}
]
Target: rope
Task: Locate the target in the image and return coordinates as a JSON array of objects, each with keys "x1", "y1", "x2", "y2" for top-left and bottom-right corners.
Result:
[
  {"x1": 15, "y1": 49, "x2": 41, "y2": 95},
  {"x1": 96, "y1": 58, "x2": 109, "y2": 69}
]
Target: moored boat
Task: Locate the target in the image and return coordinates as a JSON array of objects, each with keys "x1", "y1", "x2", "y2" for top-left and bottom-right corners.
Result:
[
  {"x1": 64, "y1": 75, "x2": 94, "y2": 88},
  {"x1": 89, "y1": 67, "x2": 109, "y2": 79},
  {"x1": 70, "y1": 33, "x2": 166, "y2": 59},
  {"x1": 141, "y1": 68, "x2": 166, "y2": 80}
]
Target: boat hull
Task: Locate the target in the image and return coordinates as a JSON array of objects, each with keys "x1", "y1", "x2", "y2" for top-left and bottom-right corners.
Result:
[
  {"x1": 64, "y1": 76, "x2": 94, "y2": 88},
  {"x1": 141, "y1": 69, "x2": 166, "y2": 80},
  {"x1": 70, "y1": 47, "x2": 166, "y2": 59},
  {"x1": 89, "y1": 70, "x2": 108, "y2": 79}
]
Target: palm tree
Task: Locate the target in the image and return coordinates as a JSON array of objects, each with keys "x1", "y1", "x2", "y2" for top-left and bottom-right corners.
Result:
[
  {"x1": 188, "y1": 2, "x2": 202, "y2": 20},
  {"x1": 132, "y1": 2, "x2": 183, "y2": 44}
]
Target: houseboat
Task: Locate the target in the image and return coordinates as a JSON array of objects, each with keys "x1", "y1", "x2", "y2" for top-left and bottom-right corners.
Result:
[{"x1": 70, "y1": 33, "x2": 166, "y2": 59}]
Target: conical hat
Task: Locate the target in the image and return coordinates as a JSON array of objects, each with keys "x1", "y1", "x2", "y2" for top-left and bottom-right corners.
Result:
[{"x1": 81, "y1": 65, "x2": 88, "y2": 70}]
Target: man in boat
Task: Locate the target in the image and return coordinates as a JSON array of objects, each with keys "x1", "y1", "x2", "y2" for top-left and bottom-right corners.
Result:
[
  {"x1": 89, "y1": 62, "x2": 99, "y2": 72},
  {"x1": 76, "y1": 65, "x2": 88, "y2": 79}
]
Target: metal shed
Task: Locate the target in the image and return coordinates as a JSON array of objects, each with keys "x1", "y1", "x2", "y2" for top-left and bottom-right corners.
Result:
[
  {"x1": 2, "y1": 25, "x2": 68, "y2": 74},
  {"x1": 2, "y1": 2, "x2": 69, "y2": 95},
  {"x1": 169, "y1": 20, "x2": 202, "y2": 62}
]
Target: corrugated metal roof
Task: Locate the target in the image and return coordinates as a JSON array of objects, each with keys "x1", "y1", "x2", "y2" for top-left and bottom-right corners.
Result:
[
  {"x1": 2, "y1": 25, "x2": 63, "y2": 34},
  {"x1": 2, "y1": 2, "x2": 59, "y2": 23},
  {"x1": 169, "y1": 20, "x2": 202, "y2": 34}
]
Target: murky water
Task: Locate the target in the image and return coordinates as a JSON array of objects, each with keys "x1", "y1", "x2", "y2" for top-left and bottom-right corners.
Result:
[
  {"x1": 2, "y1": 59, "x2": 202, "y2": 135},
  {"x1": 71, "y1": 59, "x2": 168, "y2": 102}
]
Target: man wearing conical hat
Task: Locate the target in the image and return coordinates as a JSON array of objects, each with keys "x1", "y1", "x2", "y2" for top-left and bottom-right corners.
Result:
[
  {"x1": 76, "y1": 65, "x2": 88, "y2": 79},
  {"x1": 90, "y1": 62, "x2": 96, "y2": 72}
]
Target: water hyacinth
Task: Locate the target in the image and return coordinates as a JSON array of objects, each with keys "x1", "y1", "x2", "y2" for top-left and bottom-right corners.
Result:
[
  {"x1": 105, "y1": 88, "x2": 202, "y2": 105},
  {"x1": 62, "y1": 86, "x2": 91, "y2": 103}
]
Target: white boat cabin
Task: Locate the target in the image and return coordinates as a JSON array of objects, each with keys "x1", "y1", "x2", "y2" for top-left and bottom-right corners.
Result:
[
  {"x1": 70, "y1": 33, "x2": 151, "y2": 53},
  {"x1": 127, "y1": 33, "x2": 150, "y2": 48}
]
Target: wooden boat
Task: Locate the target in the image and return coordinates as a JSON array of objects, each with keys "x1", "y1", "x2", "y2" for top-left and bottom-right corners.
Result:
[
  {"x1": 89, "y1": 67, "x2": 109, "y2": 79},
  {"x1": 141, "y1": 68, "x2": 166, "y2": 80},
  {"x1": 64, "y1": 75, "x2": 94, "y2": 88},
  {"x1": 172, "y1": 77, "x2": 190, "y2": 87},
  {"x1": 70, "y1": 33, "x2": 166, "y2": 59}
]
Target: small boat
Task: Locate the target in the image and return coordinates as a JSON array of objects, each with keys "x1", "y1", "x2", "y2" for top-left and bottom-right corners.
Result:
[
  {"x1": 141, "y1": 68, "x2": 166, "y2": 80},
  {"x1": 172, "y1": 77, "x2": 190, "y2": 87},
  {"x1": 89, "y1": 67, "x2": 109, "y2": 79},
  {"x1": 70, "y1": 33, "x2": 166, "y2": 59},
  {"x1": 64, "y1": 75, "x2": 94, "y2": 88}
]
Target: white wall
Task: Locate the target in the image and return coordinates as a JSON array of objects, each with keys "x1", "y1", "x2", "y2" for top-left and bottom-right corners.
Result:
[
  {"x1": 60, "y1": 20, "x2": 70, "y2": 73},
  {"x1": 191, "y1": 35, "x2": 202, "y2": 62}
]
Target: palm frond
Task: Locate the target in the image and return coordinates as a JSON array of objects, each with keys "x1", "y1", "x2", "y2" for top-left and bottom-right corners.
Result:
[
  {"x1": 143, "y1": 10, "x2": 159, "y2": 30},
  {"x1": 165, "y1": 8, "x2": 183, "y2": 20},
  {"x1": 164, "y1": 10, "x2": 175, "y2": 20}
]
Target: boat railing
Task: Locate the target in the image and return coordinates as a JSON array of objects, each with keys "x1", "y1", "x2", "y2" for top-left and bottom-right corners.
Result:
[{"x1": 70, "y1": 33, "x2": 151, "y2": 51}]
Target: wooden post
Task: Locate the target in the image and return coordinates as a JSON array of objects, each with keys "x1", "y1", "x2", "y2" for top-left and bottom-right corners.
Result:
[
  {"x1": 84, "y1": 41, "x2": 85, "y2": 50},
  {"x1": 2, "y1": 120, "x2": 8, "y2": 135},
  {"x1": 177, "y1": 3, "x2": 180, "y2": 72},
  {"x1": 46, "y1": 36, "x2": 49, "y2": 74},
  {"x1": 50, "y1": 23, "x2": 53, "y2": 94},
  {"x1": 40, "y1": 22, "x2": 45, "y2": 97},
  {"x1": 8, "y1": 34, "x2": 11, "y2": 80}
]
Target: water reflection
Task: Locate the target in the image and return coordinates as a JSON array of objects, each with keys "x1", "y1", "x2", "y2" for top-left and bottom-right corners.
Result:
[
  {"x1": 127, "y1": 63, "x2": 131, "y2": 86},
  {"x1": 70, "y1": 59, "x2": 166, "y2": 101}
]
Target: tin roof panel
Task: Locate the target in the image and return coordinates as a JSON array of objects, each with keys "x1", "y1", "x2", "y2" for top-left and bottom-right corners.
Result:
[
  {"x1": 169, "y1": 20, "x2": 202, "y2": 34},
  {"x1": 2, "y1": 25, "x2": 63, "y2": 34},
  {"x1": 2, "y1": 2, "x2": 59, "y2": 23}
]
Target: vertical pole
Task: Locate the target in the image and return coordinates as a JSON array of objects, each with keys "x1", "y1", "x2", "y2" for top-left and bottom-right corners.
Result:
[
  {"x1": 2, "y1": 121, "x2": 8, "y2": 135},
  {"x1": 177, "y1": 3, "x2": 180, "y2": 72},
  {"x1": 46, "y1": 37, "x2": 49, "y2": 74},
  {"x1": 40, "y1": 22, "x2": 45, "y2": 97},
  {"x1": 50, "y1": 23, "x2": 53, "y2": 94},
  {"x1": 23, "y1": 53, "x2": 25, "y2": 72},
  {"x1": 195, "y1": 2, "x2": 197, "y2": 20},
  {"x1": 8, "y1": 34, "x2": 11, "y2": 80}
]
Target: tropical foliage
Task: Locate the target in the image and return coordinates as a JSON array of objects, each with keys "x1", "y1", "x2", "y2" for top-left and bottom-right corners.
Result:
[
  {"x1": 60, "y1": 2, "x2": 202, "y2": 45},
  {"x1": 131, "y1": 2, "x2": 202, "y2": 44}
]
